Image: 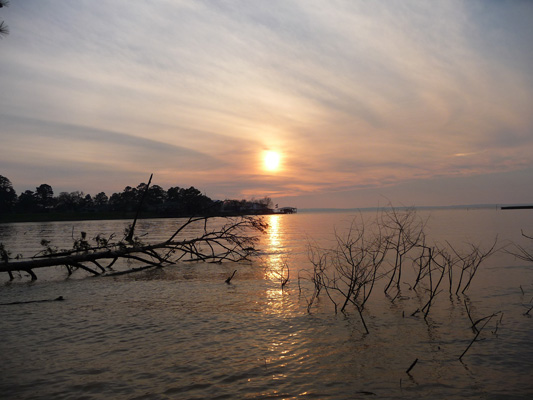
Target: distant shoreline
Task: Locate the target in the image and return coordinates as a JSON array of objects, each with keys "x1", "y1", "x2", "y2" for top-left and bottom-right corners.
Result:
[{"x1": 300, "y1": 204, "x2": 532, "y2": 213}]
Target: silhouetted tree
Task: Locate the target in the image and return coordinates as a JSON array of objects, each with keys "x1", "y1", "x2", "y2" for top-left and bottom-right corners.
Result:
[
  {"x1": 94, "y1": 192, "x2": 109, "y2": 209},
  {"x1": 35, "y1": 184, "x2": 55, "y2": 211},
  {"x1": 0, "y1": 175, "x2": 17, "y2": 213},
  {"x1": 222, "y1": 199, "x2": 244, "y2": 214},
  {"x1": 257, "y1": 196, "x2": 273, "y2": 209},
  {"x1": 108, "y1": 186, "x2": 138, "y2": 212},
  {"x1": 133, "y1": 182, "x2": 166, "y2": 211},
  {"x1": 181, "y1": 186, "x2": 213, "y2": 215},
  {"x1": 2, "y1": 175, "x2": 266, "y2": 219},
  {"x1": 56, "y1": 191, "x2": 85, "y2": 212},
  {"x1": 166, "y1": 186, "x2": 182, "y2": 203},
  {"x1": 146, "y1": 184, "x2": 167, "y2": 209},
  {"x1": 108, "y1": 192, "x2": 122, "y2": 211},
  {"x1": 16, "y1": 190, "x2": 37, "y2": 213},
  {"x1": 0, "y1": 1, "x2": 9, "y2": 38},
  {"x1": 83, "y1": 194, "x2": 94, "y2": 210},
  {"x1": 121, "y1": 186, "x2": 139, "y2": 211},
  {"x1": 164, "y1": 186, "x2": 214, "y2": 215}
]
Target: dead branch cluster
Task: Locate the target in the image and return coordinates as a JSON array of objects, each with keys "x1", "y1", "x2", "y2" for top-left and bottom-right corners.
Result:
[{"x1": 302, "y1": 207, "x2": 499, "y2": 332}]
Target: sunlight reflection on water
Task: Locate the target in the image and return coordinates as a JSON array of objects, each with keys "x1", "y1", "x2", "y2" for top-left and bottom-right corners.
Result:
[{"x1": 263, "y1": 214, "x2": 291, "y2": 292}]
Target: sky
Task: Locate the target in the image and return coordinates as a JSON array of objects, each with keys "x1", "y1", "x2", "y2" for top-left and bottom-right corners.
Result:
[{"x1": 1, "y1": 0, "x2": 532, "y2": 208}]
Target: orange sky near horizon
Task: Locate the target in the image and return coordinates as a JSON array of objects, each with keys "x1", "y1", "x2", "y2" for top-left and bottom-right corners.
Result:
[{"x1": 1, "y1": 1, "x2": 532, "y2": 208}]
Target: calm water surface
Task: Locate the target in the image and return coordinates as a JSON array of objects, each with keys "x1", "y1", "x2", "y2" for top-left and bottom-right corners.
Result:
[{"x1": 1, "y1": 209, "x2": 532, "y2": 399}]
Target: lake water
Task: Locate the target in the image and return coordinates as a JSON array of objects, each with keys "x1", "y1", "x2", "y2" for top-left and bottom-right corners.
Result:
[{"x1": 1, "y1": 208, "x2": 532, "y2": 399}]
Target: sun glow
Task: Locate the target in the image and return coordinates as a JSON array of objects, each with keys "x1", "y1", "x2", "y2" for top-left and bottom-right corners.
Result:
[{"x1": 263, "y1": 151, "x2": 281, "y2": 172}]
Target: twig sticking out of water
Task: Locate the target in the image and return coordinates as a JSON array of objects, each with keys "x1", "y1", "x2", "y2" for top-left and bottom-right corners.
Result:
[
  {"x1": 492, "y1": 313, "x2": 503, "y2": 335},
  {"x1": 464, "y1": 299, "x2": 503, "y2": 335},
  {"x1": 464, "y1": 299, "x2": 478, "y2": 333},
  {"x1": 305, "y1": 213, "x2": 387, "y2": 332},
  {"x1": 225, "y1": 270, "x2": 237, "y2": 284},
  {"x1": 280, "y1": 259, "x2": 290, "y2": 290},
  {"x1": 300, "y1": 206, "x2": 500, "y2": 331},
  {"x1": 448, "y1": 238, "x2": 498, "y2": 295},
  {"x1": 382, "y1": 206, "x2": 426, "y2": 294},
  {"x1": 405, "y1": 358, "x2": 418, "y2": 374},
  {"x1": 524, "y1": 304, "x2": 533, "y2": 316},
  {"x1": 268, "y1": 257, "x2": 290, "y2": 291},
  {"x1": 459, "y1": 312, "x2": 500, "y2": 361}
]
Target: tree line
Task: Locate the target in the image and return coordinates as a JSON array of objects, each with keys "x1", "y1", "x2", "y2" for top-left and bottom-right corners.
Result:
[
  {"x1": 0, "y1": 175, "x2": 273, "y2": 219},
  {"x1": 0, "y1": 1, "x2": 8, "y2": 38}
]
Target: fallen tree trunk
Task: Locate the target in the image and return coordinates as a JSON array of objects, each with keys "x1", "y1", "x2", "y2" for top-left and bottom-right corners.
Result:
[{"x1": 0, "y1": 216, "x2": 267, "y2": 280}]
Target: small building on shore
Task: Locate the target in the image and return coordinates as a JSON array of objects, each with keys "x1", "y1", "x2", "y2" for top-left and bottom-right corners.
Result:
[{"x1": 274, "y1": 207, "x2": 297, "y2": 214}]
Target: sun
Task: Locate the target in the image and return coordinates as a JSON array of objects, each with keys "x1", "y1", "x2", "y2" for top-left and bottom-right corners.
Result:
[{"x1": 263, "y1": 151, "x2": 281, "y2": 172}]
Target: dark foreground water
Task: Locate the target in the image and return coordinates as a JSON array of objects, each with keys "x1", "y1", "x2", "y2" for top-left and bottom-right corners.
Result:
[{"x1": 1, "y1": 209, "x2": 532, "y2": 399}]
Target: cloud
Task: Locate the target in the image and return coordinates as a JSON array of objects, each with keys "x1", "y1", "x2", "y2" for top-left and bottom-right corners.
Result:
[
  {"x1": 0, "y1": 114, "x2": 229, "y2": 193},
  {"x1": 1, "y1": 0, "x2": 532, "y2": 205}
]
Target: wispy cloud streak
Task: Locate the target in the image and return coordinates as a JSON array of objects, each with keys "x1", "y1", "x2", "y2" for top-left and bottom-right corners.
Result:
[{"x1": 1, "y1": 0, "x2": 532, "y2": 206}]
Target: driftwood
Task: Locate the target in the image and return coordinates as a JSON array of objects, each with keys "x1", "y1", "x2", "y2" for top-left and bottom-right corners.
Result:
[
  {"x1": 1, "y1": 296, "x2": 64, "y2": 306},
  {"x1": 0, "y1": 215, "x2": 268, "y2": 281}
]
